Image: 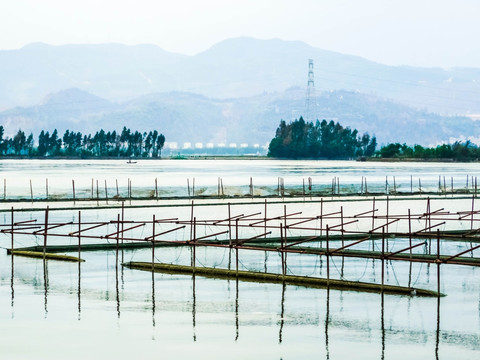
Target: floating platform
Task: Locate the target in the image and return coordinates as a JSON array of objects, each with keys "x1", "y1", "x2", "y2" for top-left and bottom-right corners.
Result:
[
  {"x1": 8, "y1": 250, "x2": 84, "y2": 262},
  {"x1": 123, "y1": 261, "x2": 442, "y2": 297}
]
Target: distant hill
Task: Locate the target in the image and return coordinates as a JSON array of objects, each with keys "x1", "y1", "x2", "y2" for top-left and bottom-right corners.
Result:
[
  {"x1": 0, "y1": 87, "x2": 476, "y2": 147},
  {"x1": 0, "y1": 38, "x2": 480, "y2": 115}
]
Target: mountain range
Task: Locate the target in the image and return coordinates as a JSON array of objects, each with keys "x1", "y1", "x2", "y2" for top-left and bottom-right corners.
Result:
[
  {"x1": 1, "y1": 87, "x2": 477, "y2": 147},
  {"x1": 1, "y1": 37, "x2": 480, "y2": 147}
]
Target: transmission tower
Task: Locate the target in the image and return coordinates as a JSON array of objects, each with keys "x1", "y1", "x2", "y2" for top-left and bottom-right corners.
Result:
[{"x1": 304, "y1": 59, "x2": 317, "y2": 122}]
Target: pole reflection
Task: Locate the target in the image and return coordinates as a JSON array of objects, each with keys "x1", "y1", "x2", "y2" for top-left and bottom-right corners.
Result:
[
  {"x1": 381, "y1": 291, "x2": 385, "y2": 360},
  {"x1": 278, "y1": 281, "x2": 286, "y2": 344},
  {"x1": 192, "y1": 274, "x2": 197, "y2": 342},
  {"x1": 325, "y1": 287, "x2": 330, "y2": 360},
  {"x1": 43, "y1": 257, "x2": 48, "y2": 318},
  {"x1": 77, "y1": 261, "x2": 81, "y2": 320},
  {"x1": 152, "y1": 270, "x2": 156, "y2": 340},
  {"x1": 435, "y1": 294, "x2": 440, "y2": 360},
  {"x1": 10, "y1": 254, "x2": 14, "y2": 318},
  {"x1": 115, "y1": 251, "x2": 120, "y2": 319},
  {"x1": 235, "y1": 278, "x2": 239, "y2": 341}
]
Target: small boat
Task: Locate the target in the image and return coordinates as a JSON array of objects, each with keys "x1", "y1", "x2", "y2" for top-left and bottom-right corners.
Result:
[{"x1": 126, "y1": 159, "x2": 137, "y2": 164}]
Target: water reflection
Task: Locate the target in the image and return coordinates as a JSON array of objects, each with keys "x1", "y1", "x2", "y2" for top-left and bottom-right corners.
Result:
[
  {"x1": 151, "y1": 271, "x2": 156, "y2": 332},
  {"x1": 381, "y1": 291, "x2": 385, "y2": 360},
  {"x1": 235, "y1": 278, "x2": 239, "y2": 341},
  {"x1": 278, "y1": 281, "x2": 286, "y2": 344},
  {"x1": 325, "y1": 287, "x2": 330, "y2": 360},
  {"x1": 3, "y1": 254, "x2": 474, "y2": 359},
  {"x1": 43, "y1": 257, "x2": 48, "y2": 317},
  {"x1": 77, "y1": 261, "x2": 81, "y2": 320},
  {"x1": 115, "y1": 251, "x2": 120, "y2": 319},
  {"x1": 192, "y1": 274, "x2": 196, "y2": 342},
  {"x1": 10, "y1": 254, "x2": 14, "y2": 318},
  {"x1": 436, "y1": 295, "x2": 441, "y2": 360}
]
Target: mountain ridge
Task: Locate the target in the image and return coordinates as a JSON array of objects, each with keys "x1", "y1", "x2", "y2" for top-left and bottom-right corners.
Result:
[
  {"x1": 0, "y1": 37, "x2": 479, "y2": 115},
  {"x1": 1, "y1": 87, "x2": 477, "y2": 147}
]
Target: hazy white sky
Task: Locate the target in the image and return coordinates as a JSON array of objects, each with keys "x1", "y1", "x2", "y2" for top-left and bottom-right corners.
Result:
[{"x1": 1, "y1": 0, "x2": 479, "y2": 68}]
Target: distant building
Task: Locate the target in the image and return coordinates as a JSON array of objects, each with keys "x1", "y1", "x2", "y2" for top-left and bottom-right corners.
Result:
[
  {"x1": 183, "y1": 142, "x2": 192, "y2": 149},
  {"x1": 165, "y1": 142, "x2": 178, "y2": 149}
]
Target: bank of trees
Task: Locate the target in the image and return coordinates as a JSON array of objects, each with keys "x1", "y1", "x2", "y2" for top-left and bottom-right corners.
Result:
[
  {"x1": 377, "y1": 141, "x2": 480, "y2": 160},
  {"x1": 268, "y1": 118, "x2": 377, "y2": 159},
  {"x1": 0, "y1": 126, "x2": 165, "y2": 158}
]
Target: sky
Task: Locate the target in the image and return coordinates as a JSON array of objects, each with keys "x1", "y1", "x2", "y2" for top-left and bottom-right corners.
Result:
[{"x1": 0, "y1": 0, "x2": 479, "y2": 68}]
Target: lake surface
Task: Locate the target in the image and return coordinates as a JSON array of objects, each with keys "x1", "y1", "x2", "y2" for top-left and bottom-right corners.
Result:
[{"x1": 0, "y1": 160, "x2": 479, "y2": 359}]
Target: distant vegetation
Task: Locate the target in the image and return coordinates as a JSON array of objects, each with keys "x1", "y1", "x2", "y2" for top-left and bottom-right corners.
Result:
[
  {"x1": 268, "y1": 118, "x2": 377, "y2": 159},
  {"x1": 0, "y1": 125, "x2": 165, "y2": 158},
  {"x1": 377, "y1": 142, "x2": 480, "y2": 161}
]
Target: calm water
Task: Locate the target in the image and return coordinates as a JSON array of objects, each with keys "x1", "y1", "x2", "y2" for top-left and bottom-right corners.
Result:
[
  {"x1": 1, "y1": 160, "x2": 480, "y2": 359},
  {"x1": 0, "y1": 159, "x2": 479, "y2": 199}
]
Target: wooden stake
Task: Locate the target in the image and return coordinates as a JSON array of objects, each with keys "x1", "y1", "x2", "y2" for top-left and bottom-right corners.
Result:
[
  {"x1": 250, "y1": 177, "x2": 254, "y2": 197},
  {"x1": 30, "y1": 179, "x2": 33, "y2": 203},
  {"x1": 11, "y1": 207, "x2": 14, "y2": 251},
  {"x1": 152, "y1": 214, "x2": 156, "y2": 268},
  {"x1": 192, "y1": 217, "x2": 196, "y2": 273},
  {"x1": 43, "y1": 206, "x2": 49, "y2": 257},
  {"x1": 326, "y1": 225, "x2": 330, "y2": 284},
  {"x1": 72, "y1": 179, "x2": 76, "y2": 205},
  {"x1": 302, "y1": 178, "x2": 305, "y2": 200},
  {"x1": 235, "y1": 218, "x2": 239, "y2": 276},
  {"x1": 78, "y1": 211, "x2": 81, "y2": 260},
  {"x1": 104, "y1": 180, "x2": 108, "y2": 204}
]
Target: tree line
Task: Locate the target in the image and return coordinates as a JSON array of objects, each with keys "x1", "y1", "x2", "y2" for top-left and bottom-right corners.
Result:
[
  {"x1": 268, "y1": 117, "x2": 377, "y2": 159},
  {"x1": 377, "y1": 141, "x2": 480, "y2": 160},
  {"x1": 0, "y1": 126, "x2": 165, "y2": 158}
]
